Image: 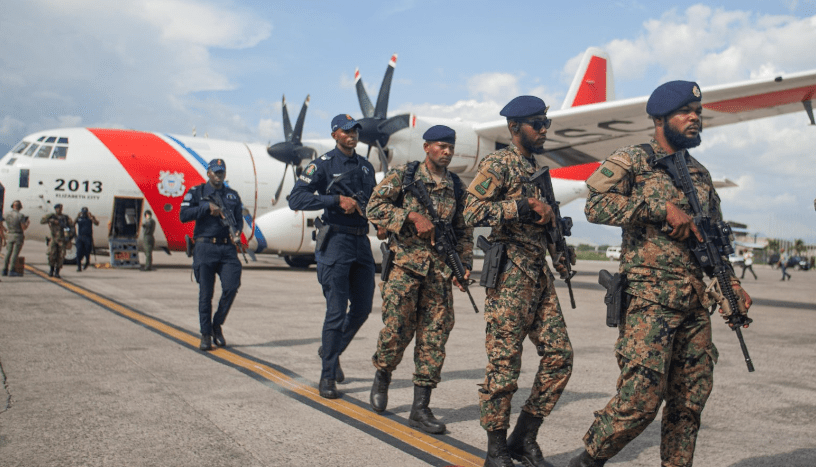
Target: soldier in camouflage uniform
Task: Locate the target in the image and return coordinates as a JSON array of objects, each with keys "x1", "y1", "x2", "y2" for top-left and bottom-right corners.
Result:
[
  {"x1": 569, "y1": 81, "x2": 752, "y2": 467},
  {"x1": 366, "y1": 125, "x2": 473, "y2": 435},
  {"x1": 464, "y1": 96, "x2": 574, "y2": 467},
  {"x1": 40, "y1": 203, "x2": 74, "y2": 278}
]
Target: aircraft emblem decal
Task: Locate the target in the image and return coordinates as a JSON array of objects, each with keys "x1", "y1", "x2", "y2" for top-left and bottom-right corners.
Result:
[{"x1": 157, "y1": 171, "x2": 186, "y2": 197}]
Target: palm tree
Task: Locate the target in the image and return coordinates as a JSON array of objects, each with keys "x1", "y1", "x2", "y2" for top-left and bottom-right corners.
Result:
[{"x1": 794, "y1": 239, "x2": 806, "y2": 255}]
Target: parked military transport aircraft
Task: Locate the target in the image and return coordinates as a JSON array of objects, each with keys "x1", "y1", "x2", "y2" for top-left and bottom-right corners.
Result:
[{"x1": 1, "y1": 47, "x2": 814, "y2": 267}]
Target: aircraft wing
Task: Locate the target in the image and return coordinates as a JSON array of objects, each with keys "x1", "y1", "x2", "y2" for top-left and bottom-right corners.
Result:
[{"x1": 473, "y1": 69, "x2": 816, "y2": 169}]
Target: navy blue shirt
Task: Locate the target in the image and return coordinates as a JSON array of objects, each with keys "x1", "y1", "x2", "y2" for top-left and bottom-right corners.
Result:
[
  {"x1": 179, "y1": 182, "x2": 244, "y2": 238},
  {"x1": 288, "y1": 147, "x2": 376, "y2": 228},
  {"x1": 75, "y1": 216, "x2": 95, "y2": 237}
]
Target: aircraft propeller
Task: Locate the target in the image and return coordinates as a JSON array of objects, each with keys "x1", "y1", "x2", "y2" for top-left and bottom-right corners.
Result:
[
  {"x1": 354, "y1": 54, "x2": 411, "y2": 173},
  {"x1": 267, "y1": 95, "x2": 317, "y2": 204}
]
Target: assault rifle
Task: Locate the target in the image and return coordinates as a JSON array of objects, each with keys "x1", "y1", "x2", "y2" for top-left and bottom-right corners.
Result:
[
  {"x1": 528, "y1": 167, "x2": 576, "y2": 308},
  {"x1": 326, "y1": 170, "x2": 369, "y2": 215},
  {"x1": 651, "y1": 149, "x2": 754, "y2": 372},
  {"x1": 405, "y1": 179, "x2": 480, "y2": 314},
  {"x1": 203, "y1": 191, "x2": 248, "y2": 264}
]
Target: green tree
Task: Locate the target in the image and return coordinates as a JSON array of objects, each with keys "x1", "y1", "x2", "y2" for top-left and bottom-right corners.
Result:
[
  {"x1": 766, "y1": 238, "x2": 780, "y2": 252},
  {"x1": 794, "y1": 239, "x2": 806, "y2": 254}
]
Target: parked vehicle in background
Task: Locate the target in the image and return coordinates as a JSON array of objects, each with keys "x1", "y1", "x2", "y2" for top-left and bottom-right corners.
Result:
[
  {"x1": 606, "y1": 246, "x2": 621, "y2": 260},
  {"x1": 788, "y1": 256, "x2": 810, "y2": 271}
]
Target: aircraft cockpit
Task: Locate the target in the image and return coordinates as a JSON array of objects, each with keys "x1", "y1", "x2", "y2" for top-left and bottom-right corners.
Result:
[{"x1": 3, "y1": 135, "x2": 69, "y2": 165}]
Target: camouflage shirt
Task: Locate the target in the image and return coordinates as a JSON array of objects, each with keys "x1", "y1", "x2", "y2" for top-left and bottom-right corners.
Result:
[
  {"x1": 584, "y1": 139, "x2": 736, "y2": 310},
  {"x1": 40, "y1": 213, "x2": 73, "y2": 242},
  {"x1": 367, "y1": 161, "x2": 474, "y2": 278},
  {"x1": 463, "y1": 145, "x2": 552, "y2": 283}
]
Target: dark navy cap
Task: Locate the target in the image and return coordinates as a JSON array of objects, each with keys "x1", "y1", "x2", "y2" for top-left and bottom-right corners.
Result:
[
  {"x1": 331, "y1": 114, "x2": 362, "y2": 132},
  {"x1": 422, "y1": 125, "x2": 456, "y2": 144},
  {"x1": 81, "y1": 207, "x2": 88, "y2": 213},
  {"x1": 646, "y1": 80, "x2": 702, "y2": 117},
  {"x1": 54, "y1": 203, "x2": 63, "y2": 209},
  {"x1": 208, "y1": 158, "x2": 226, "y2": 172},
  {"x1": 500, "y1": 95, "x2": 549, "y2": 118}
]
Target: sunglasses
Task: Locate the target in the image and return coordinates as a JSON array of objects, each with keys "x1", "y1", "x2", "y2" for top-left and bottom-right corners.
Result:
[{"x1": 519, "y1": 118, "x2": 552, "y2": 131}]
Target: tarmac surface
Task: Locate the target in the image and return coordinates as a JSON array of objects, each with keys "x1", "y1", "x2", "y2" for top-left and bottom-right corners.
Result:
[{"x1": 1, "y1": 240, "x2": 814, "y2": 467}]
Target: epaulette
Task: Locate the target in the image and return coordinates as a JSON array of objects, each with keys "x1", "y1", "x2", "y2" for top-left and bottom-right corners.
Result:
[{"x1": 319, "y1": 153, "x2": 333, "y2": 161}]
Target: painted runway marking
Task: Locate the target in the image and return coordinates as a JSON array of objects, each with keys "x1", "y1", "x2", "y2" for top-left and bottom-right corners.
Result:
[{"x1": 26, "y1": 264, "x2": 484, "y2": 467}]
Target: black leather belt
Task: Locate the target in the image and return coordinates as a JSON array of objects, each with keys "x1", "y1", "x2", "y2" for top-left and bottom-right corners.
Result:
[
  {"x1": 196, "y1": 237, "x2": 231, "y2": 244},
  {"x1": 330, "y1": 224, "x2": 369, "y2": 236}
]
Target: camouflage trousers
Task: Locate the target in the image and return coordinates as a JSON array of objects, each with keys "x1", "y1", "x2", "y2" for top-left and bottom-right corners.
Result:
[
  {"x1": 479, "y1": 263, "x2": 573, "y2": 431},
  {"x1": 47, "y1": 238, "x2": 67, "y2": 268},
  {"x1": 583, "y1": 296, "x2": 717, "y2": 467},
  {"x1": 372, "y1": 261, "x2": 454, "y2": 388}
]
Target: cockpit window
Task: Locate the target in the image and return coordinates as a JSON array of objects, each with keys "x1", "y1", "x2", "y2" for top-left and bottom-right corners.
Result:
[
  {"x1": 35, "y1": 145, "x2": 53, "y2": 158},
  {"x1": 58, "y1": 137, "x2": 68, "y2": 144},
  {"x1": 45, "y1": 136, "x2": 57, "y2": 143},
  {"x1": 52, "y1": 146, "x2": 68, "y2": 160},
  {"x1": 12, "y1": 141, "x2": 29, "y2": 154},
  {"x1": 37, "y1": 136, "x2": 45, "y2": 142},
  {"x1": 24, "y1": 143, "x2": 40, "y2": 157}
]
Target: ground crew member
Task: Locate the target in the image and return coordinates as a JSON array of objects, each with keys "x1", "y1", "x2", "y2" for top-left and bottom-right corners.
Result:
[
  {"x1": 141, "y1": 210, "x2": 156, "y2": 271},
  {"x1": 74, "y1": 207, "x2": 99, "y2": 271},
  {"x1": 40, "y1": 203, "x2": 73, "y2": 278},
  {"x1": 3, "y1": 200, "x2": 30, "y2": 277},
  {"x1": 464, "y1": 96, "x2": 574, "y2": 467},
  {"x1": 569, "y1": 81, "x2": 753, "y2": 467},
  {"x1": 179, "y1": 159, "x2": 243, "y2": 351},
  {"x1": 366, "y1": 125, "x2": 473, "y2": 434},
  {"x1": 288, "y1": 114, "x2": 377, "y2": 399}
]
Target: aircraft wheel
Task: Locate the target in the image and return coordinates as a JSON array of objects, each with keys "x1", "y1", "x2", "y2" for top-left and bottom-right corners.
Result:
[
  {"x1": 284, "y1": 255, "x2": 314, "y2": 269},
  {"x1": 64, "y1": 243, "x2": 78, "y2": 265}
]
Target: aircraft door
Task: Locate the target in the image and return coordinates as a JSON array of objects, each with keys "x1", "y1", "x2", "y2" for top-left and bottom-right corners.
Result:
[{"x1": 110, "y1": 197, "x2": 143, "y2": 239}]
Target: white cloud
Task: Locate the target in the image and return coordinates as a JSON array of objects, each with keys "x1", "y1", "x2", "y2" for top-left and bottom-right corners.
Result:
[{"x1": 466, "y1": 72, "x2": 520, "y2": 103}]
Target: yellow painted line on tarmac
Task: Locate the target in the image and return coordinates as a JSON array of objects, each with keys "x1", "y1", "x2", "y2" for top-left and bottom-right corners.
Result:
[{"x1": 27, "y1": 264, "x2": 484, "y2": 467}]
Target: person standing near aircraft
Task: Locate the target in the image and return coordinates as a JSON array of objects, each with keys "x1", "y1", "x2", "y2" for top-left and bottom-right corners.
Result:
[
  {"x1": 141, "y1": 210, "x2": 156, "y2": 271},
  {"x1": 569, "y1": 81, "x2": 753, "y2": 467},
  {"x1": 74, "y1": 207, "x2": 99, "y2": 271},
  {"x1": 0, "y1": 200, "x2": 31, "y2": 277},
  {"x1": 288, "y1": 114, "x2": 377, "y2": 399},
  {"x1": 3, "y1": 200, "x2": 30, "y2": 277},
  {"x1": 40, "y1": 203, "x2": 73, "y2": 278},
  {"x1": 366, "y1": 125, "x2": 473, "y2": 433},
  {"x1": 179, "y1": 159, "x2": 243, "y2": 351},
  {"x1": 464, "y1": 96, "x2": 574, "y2": 467}
]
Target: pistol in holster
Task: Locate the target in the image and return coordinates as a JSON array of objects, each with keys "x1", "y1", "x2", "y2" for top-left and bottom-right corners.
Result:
[
  {"x1": 477, "y1": 235, "x2": 506, "y2": 289},
  {"x1": 598, "y1": 269, "x2": 627, "y2": 328},
  {"x1": 185, "y1": 234, "x2": 195, "y2": 258},
  {"x1": 380, "y1": 235, "x2": 395, "y2": 282},
  {"x1": 313, "y1": 217, "x2": 331, "y2": 252}
]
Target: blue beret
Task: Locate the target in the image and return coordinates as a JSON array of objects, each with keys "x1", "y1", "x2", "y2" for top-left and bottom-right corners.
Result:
[
  {"x1": 331, "y1": 114, "x2": 362, "y2": 132},
  {"x1": 422, "y1": 125, "x2": 456, "y2": 144},
  {"x1": 208, "y1": 158, "x2": 226, "y2": 171},
  {"x1": 500, "y1": 95, "x2": 549, "y2": 118},
  {"x1": 646, "y1": 80, "x2": 702, "y2": 117}
]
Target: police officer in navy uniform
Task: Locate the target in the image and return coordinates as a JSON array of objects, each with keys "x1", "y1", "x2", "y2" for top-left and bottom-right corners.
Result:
[
  {"x1": 180, "y1": 159, "x2": 243, "y2": 351},
  {"x1": 288, "y1": 113, "x2": 377, "y2": 399},
  {"x1": 74, "y1": 207, "x2": 99, "y2": 271}
]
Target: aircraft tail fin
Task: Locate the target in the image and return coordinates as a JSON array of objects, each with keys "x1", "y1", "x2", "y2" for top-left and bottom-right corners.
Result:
[{"x1": 561, "y1": 47, "x2": 615, "y2": 109}]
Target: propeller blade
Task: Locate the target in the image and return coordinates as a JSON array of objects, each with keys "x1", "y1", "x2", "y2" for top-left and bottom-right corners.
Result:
[
  {"x1": 355, "y1": 68, "x2": 375, "y2": 118},
  {"x1": 281, "y1": 95, "x2": 293, "y2": 142},
  {"x1": 292, "y1": 95, "x2": 309, "y2": 145},
  {"x1": 377, "y1": 113, "x2": 411, "y2": 137},
  {"x1": 374, "y1": 54, "x2": 397, "y2": 119},
  {"x1": 273, "y1": 163, "x2": 289, "y2": 206},
  {"x1": 375, "y1": 140, "x2": 389, "y2": 173},
  {"x1": 267, "y1": 141, "x2": 298, "y2": 166}
]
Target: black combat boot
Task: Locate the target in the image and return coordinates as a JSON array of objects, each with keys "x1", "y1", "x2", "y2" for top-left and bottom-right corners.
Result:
[
  {"x1": 409, "y1": 385, "x2": 446, "y2": 434},
  {"x1": 568, "y1": 449, "x2": 607, "y2": 467},
  {"x1": 199, "y1": 334, "x2": 213, "y2": 351},
  {"x1": 1, "y1": 269, "x2": 7, "y2": 276},
  {"x1": 317, "y1": 346, "x2": 344, "y2": 383},
  {"x1": 506, "y1": 410, "x2": 547, "y2": 466},
  {"x1": 484, "y1": 429, "x2": 514, "y2": 467},
  {"x1": 369, "y1": 369, "x2": 391, "y2": 413},
  {"x1": 77, "y1": 264, "x2": 82, "y2": 272},
  {"x1": 212, "y1": 325, "x2": 226, "y2": 347},
  {"x1": 319, "y1": 378, "x2": 339, "y2": 399},
  {"x1": 48, "y1": 266, "x2": 55, "y2": 277},
  {"x1": 53, "y1": 268, "x2": 62, "y2": 279}
]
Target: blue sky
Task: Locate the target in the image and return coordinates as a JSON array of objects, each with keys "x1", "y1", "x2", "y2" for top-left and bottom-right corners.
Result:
[{"x1": 1, "y1": 0, "x2": 815, "y2": 245}]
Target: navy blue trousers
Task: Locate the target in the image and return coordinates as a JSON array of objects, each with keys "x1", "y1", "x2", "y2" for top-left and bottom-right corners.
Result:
[
  {"x1": 193, "y1": 242, "x2": 242, "y2": 335},
  {"x1": 75, "y1": 236, "x2": 93, "y2": 266},
  {"x1": 316, "y1": 232, "x2": 375, "y2": 381}
]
